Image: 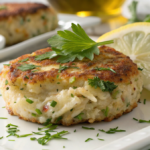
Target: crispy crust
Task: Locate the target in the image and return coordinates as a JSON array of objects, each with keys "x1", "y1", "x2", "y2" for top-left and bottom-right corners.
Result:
[
  {"x1": 6, "y1": 101, "x2": 138, "y2": 126},
  {"x1": 0, "y1": 3, "x2": 50, "y2": 20},
  {"x1": 3, "y1": 46, "x2": 139, "y2": 85}
]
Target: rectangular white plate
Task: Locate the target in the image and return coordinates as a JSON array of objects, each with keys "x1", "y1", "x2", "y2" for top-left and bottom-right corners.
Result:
[
  {"x1": 0, "y1": 60, "x2": 150, "y2": 150},
  {"x1": 0, "y1": 14, "x2": 100, "y2": 62}
]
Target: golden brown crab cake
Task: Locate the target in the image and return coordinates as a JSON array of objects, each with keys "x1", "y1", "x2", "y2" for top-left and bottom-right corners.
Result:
[
  {"x1": 0, "y1": 45, "x2": 143, "y2": 126},
  {"x1": 0, "y1": 3, "x2": 58, "y2": 45}
]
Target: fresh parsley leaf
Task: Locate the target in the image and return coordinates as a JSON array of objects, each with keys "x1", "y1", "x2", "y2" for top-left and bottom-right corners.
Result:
[
  {"x1": 35, "y1": 51, "x2": 57, "y2": 61},
  {"x1": 102, "y1": 106, "x2": 109, "y2": 117},
  {"x1": 58, "y1": 65, "x2": 69, "y2": 73},
  {"x1": 17, "y1": 64, "x2": 40, "y2": 71},
  {"x1": 47, "y1": 23, "x2": 113, "y2": 63},
  {"x1": 50, "y1": 100, "x2": 57, "y2": 107},
  {"x1": 88, "y1": 76, "x2": 117, "y2": 92},
  {"x1": 138, "y1": 68, "x2": 143, "y2": 71},
  {"x1": 94, "y1": 67, "x2": 116, "y2": 73},
  {"x1": 19, "y1": 58, "x2": 29, "y2": 62},
  {"x1": 74, "y1": 112, "x2": 84, "y2": 120},
  {"x1": 99, "y1": 127, "x2": 126, "y2": 134},
  {"x1": 35, "y1": 109, "x2": 42, "y2": 115},
  {"x1": 85, "y1": 138, "x2": 93, "y2": 142},
  {"x1": 82, "y1": 126, "x2": 95, "y2": 130}
]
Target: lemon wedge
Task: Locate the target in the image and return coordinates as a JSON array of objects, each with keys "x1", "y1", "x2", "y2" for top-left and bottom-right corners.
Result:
[{"x1": 97, "y1": 22, "x2": 150, "y2": 90}]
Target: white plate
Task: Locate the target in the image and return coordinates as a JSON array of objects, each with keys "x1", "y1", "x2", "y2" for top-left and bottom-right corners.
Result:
[
  {"x1": 0, "y1": 14, "x2": 100, "y2": 62},
  {"x1": 0, "y1": 61, "x2": 150, "y2": 150}
]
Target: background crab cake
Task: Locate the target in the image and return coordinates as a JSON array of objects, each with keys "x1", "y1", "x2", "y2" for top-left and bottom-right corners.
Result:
[
  {"x1": 0, "y1": 46, "x2": 143, "y2": 126},
  {"x1": 0, "y1": 3, "x2": 58, "y2": 45}
]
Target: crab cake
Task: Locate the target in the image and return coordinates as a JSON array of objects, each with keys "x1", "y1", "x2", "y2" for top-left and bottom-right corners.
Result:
[
  {"x1": 0, "y1": 3, "x2": 58, "y2": 45},
  {"x1": 0, "y1": 45, "x2": 143, "y2": 126}
]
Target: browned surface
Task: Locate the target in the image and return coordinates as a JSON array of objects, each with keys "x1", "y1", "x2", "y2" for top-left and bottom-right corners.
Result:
[
  {"x1": 2, "y1": 45, "x2": 139, "y2": 85},
  {"x1": 0, "y1": 3, "x2": 49, "y2": 20},
  {"x1": 5, "y1": 101, "x2": 138, "y2": 126}
]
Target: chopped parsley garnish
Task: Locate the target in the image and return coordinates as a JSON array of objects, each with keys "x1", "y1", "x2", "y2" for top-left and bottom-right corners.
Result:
[
  {"x1": 3, "y1": 64, "x2": 10, "y2": 66},
  {"x1": 94, "y1": 67, "x2": 116, "y2": 73},
  {"x1": 133, "y1": 118, "x2": 138, "y2": 121},
  {"x1": 139, "y1": 119, "x2": 150, "y2": 123},
  {"x1": 35, "y1": 109, "x2": 42, "y2": 115},
  {"x1": 19, "y1": 58, "x2": 29, "y2": 62},
  {"x1": 88, "y1": 76, "x2": 117, "y2": 92},
  {"x1": 0, "y1": 117, "x2": 7, "y2": 119},
  {"x1": 102, "y1": 106, "x2": 109, "y2": 117},
  {"x1": 5, "y1": 80, "x2": 8, "y2": 85},
  {"x1": 32, "y1": 113, "x2": 36, "y2": 117},
  {"x1": 69, "y1": 77, "x2": 76, "y2": 83},
  {"x1": 17, "y1": 64, "x2": 40, "y2": 71},
  {"x1": 30, "y1": 137, "x2": 36, "y2": 140},
  {"x1": 50, "y1": 100, "x2": 57, "y2": 107},
  {"x1": 71, "y1": 94, "x2": 74, "y2": 97},
  {"x1": 85, "y1": 138, "x2": 93, "y2": 142},
  {"x1": 0, "y1": 136, "x2": 3, "y2": 139},
  {"x1": 73, "y1": 86, "x2": 77, "y2": 89},
  {"x1": 47, "y1": 23, "x2": 113, "y2": 63},
  {"x1": 144, "y1": 99, "x2": 146, "y2": 104},
  {"x1": 82, "y1": 126, "x2": 95, "y2": 130},
  {"x1": 25, "y1": 96, "x2": 34, "y2": 104},
  {"x1": 98, "y1": 138, "x2": 104, "y2": 141},
  {"x1": 58, "y1": 65, "x2": 69, "y2": 73},
  {"x1": 35, "y1": 51, "x2": 57, "y2": 61},
  {"x1": 99, "y1": 127, "x2": 126, "y2": 134},
  {"x1": 74, "y1": 112, "x2": 84, "y2": 120},
  {"x1": 55, "y1": 116, "x2": 62, "y2": 123},
  {"x1": 138, "y1": 68, "x2": 143, "y2": 71}
]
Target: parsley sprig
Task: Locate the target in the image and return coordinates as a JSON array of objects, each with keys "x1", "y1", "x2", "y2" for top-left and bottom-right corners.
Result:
[{"x1": 47, "y1": 23, "x2": 113, "y2": 63}]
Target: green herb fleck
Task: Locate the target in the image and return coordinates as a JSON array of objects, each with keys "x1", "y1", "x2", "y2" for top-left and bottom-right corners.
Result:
[
  {"x1": 55, "y1": 116, "x2": 62, "y2": 123},
  {"x1": 6, "y1": 87, "x2": 9, "y2": 90},
  {"x1": 99, "y1": 127, "x2": 126, "y2": 134},
  {"x1": 25, "y1": 75, "x2": 29, "y2": 79},
  {"x1": 126, "y1": 102, "x2": 130, "y2": 107},
  {"x1": 0, "y1": 117, "x2": 7, "y2": 119},
  {"x1": 73, "y1": 86, "x2": 77, "y2": 89},
  {"x1": 0, "y1": 136, "x2": 3, "y2": 139},
  {"x1": 17, "y1": 64, "x2": 40, "y2": 71},
  {"x1": 74, "y1": 129, "x2": 76, "y2": 132},
  {"x1": 98, "y1": 138, "x2": 104, "y2": 141},
  {"x1": 5, "y1": 80, "x2": 8, "y2": 85},
  {"x1": 32, "y1": 113, "x2": 36, "y2": 117},
  {"x1": 18, "y1": 133, "x2": 33, "y2": 138},
  {"x1": 138, "y1": 68, "x2": 143, "y2": 71},
  {"x1": 35, "y1": 109, "x2": 42, "y2": 115},
  {"x1": 2, "y1": 106, "x2": 5, "y2": 108},
  {"x1": 88, "y1": 76, "x2": 117, "y2": 92},
  {"x1": 0, "y1": 94, "x2": 2, "y2": 96},
  {"x1": 85, "y1": 138, "x2": 93, "y2": 142},
  {"x1": 96, "y1": 133, "x2": 99, "y2": 137},
  {"x1": 50, "y1": 100, "x2": 57, "y2": 107},
  {"x1": 63, "y1": 146, "x2": 65, "y2": 148},
  {"x1": 30, "y1": 137, "x2": 36, "y2": 140},
  {"x1": 58, "y1": 65, "x2": 69, "y2": 73},
  {"x1": 8, "y1": 139, "x2": 15, "y2": 141},
  {"x1": 19, "y1": 58, "x2": 29, "y2": 62},
  {"x1": 3, "y1": 64, "x2": 10, "y2": 66},
  {"x1": 20, "y1": 88, "x2": 24, "y2": 90},
  {"x1": 69, "y1": 77, "x2": 76, "y2": 83},
  {"x1": 70, "y1": 108, "x2": 73, "y2": 112},
  {"x1": 56, "y1": 75, "x2": 59, "y2": 79},
  {"x1": 139, "y1": 119, "x2": 150, "y2": 123},
  {"x1": 0, "y1": 5, "x2": 7, "y2": 10},
  {"x1": 133, "y1": 118, "x2": 138, "y2": 121},
  {"x1": 25, "y1": 96, "x2": 34, "y2": 104},
  {"x1": 102, "y1": 106, "x2": 109, "y2": 117},
  {"x1": 144, "y1": 99, "x2": 146, "y2": 104},
  {"x1": 57, "y1": 82, "x2": 60, "y2": 84},
  {"x1": 94, "y1": 67, "x2": 116, "y2": 73},
  {"x1": 112, "y1": 90, "x2": 120, "y2": 99},
  {"x1": 74, "y1": 112, "x2": 84, "y2": 120},
  {"x1": 43, "y1": 118, "x2": 52, "y2": 126},
  {"x1": 71, "y1": 94, "x2": 74, "y2": 97},
  {"x1": 82, "y1": 126, "x2": 95, "y2": 130}
]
